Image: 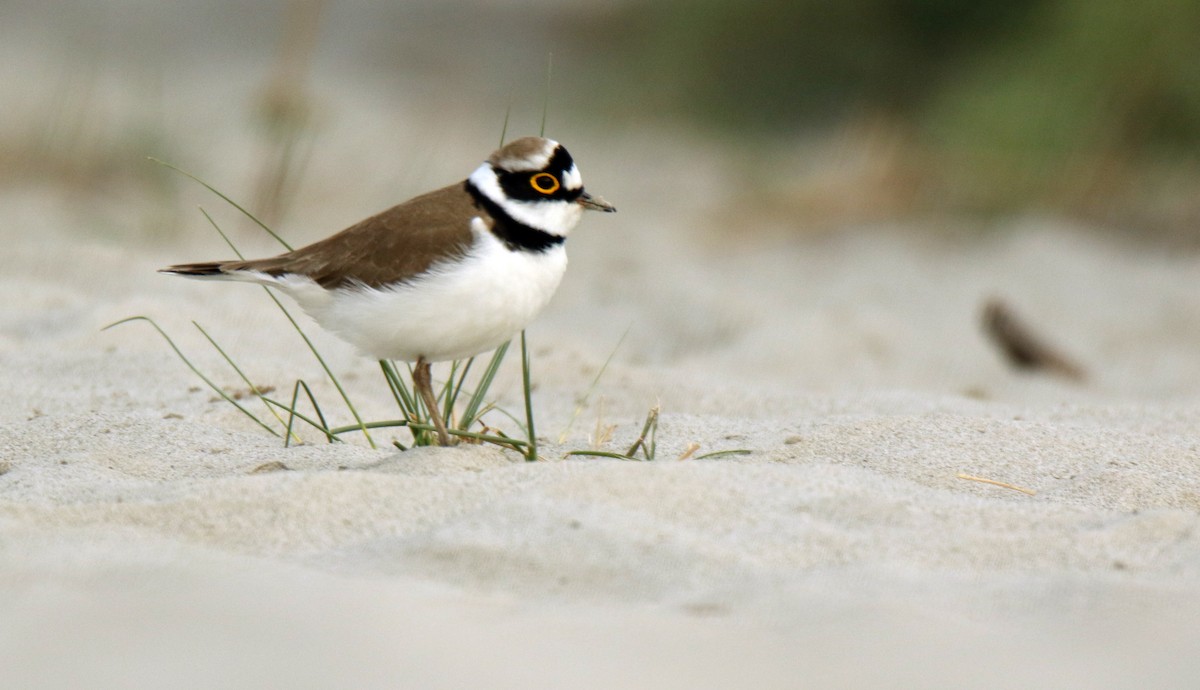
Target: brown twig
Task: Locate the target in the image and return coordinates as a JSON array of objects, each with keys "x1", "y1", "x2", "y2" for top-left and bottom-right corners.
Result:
[{"x1": 982, "y1": 298, "x2": 1087, "y2": 382}]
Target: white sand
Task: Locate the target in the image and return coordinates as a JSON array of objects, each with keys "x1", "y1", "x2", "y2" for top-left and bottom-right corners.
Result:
[{"x1": 4, "y1": 37, "x2": 1200, "y2": 689}]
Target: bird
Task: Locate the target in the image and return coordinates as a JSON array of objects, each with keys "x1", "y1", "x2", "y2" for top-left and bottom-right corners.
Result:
[{"x1": 161, "y1": 136, "x2": 615, "y2": 446}]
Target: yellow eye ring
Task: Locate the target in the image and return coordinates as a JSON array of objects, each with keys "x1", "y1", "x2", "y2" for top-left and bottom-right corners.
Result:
[{"x1": 530, "y1": 172, "x2": 560, "y2": 194}]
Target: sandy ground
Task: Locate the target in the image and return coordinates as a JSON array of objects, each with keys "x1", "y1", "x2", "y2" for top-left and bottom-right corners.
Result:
[{"x1": 4, "y1": 27, "x2": 1200, "y2": 689}]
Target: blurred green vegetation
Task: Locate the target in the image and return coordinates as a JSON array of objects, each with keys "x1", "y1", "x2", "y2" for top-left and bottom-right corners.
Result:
[
  {"x1": 597, "y1": 0, "x2": 1200, "y2": 234},
  {"x1": 605, "y1": 0, "x2": 1041, "y2": 127}
]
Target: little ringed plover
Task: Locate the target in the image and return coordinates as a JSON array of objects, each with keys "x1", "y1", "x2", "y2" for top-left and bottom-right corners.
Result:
[{"x1": 161, "y1": 136, "x2": 615, "y2": 446}]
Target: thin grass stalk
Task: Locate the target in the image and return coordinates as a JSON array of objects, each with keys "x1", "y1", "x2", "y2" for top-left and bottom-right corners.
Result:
[
  {"x1": 379, "y1": 360, "x2": 419, "y2": 418},
  {"x1": 199, "y1": 207, "x2": 248, "y2": 259},
  {"x1": 103, "y1": 316, "x2": 279, "y2": 437},
  {"x1": 625, "y1": 406, "x2": 661, "y2": 460},
  {"x1": 261, "y1": 280, "x2": 375, "y2": 447},
  {"x1": 440, "y1": 358, "x2": 461, "y2": 426},
  {"x1": 499, "y1": 99, "x2": 513, "y2": 148},
  {"x1": 458, "y1": 341, "x2": 509, "y2": 428},
  {"x1": 193, "y1": 321, "x2": 297, "y2": 443},
  {"x1": 152, "y1": 158, "x2": 293, "y2": 250},
  {"x1": 405, "y1": 423, "x2": 528, "y2": 451},
  {"x1": 379, "y1": 359, "x2": 431, "y2": 446},
  {"x1": 557, "y1": 325, "x2": 630, "y2": 443},
  {"x1": 540, "y1": 53, "x2": 552, "y2": 137},
  {"x1": 694, "y1": 449, "x2": 753, "y2": 460},
  {"x1": 647, "y1": 407, "x2": 658, "y2": 460},
  {"x1": 282, "y1": 378, "x2": 334, "y2": 446},
  {"x1": 447, "y1": 356, "x2": 476, "y2": 426},
  {"x1": 520, "y1": 330, "x2": 537, "y2": 461},
  {"x1": 327, "y1": 419, "x2": 412, "y2": 435},
  {"x1": 404, "y1": 361, "x2": 439, "y2": 446},
  {"x1": 196, "y1": 207, "x2": 376, "y2": 447},
  {"x1": 564, "y1": 449, "x2": 639, "y2": 461},
  {"x1": 405, "y1": 361, "x2": 438, "y2": 446},
  {"x1": 262, "y1": 394, "x2": 336, "y2": 440}
]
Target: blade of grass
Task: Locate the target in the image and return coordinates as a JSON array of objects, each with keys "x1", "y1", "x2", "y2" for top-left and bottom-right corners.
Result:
[
  {"x1": 399, "y1": 360, "x2": 436, "y2": 446},
  {"x1": 327, "y1": 419, "x2": 412, "y2": 435},
  {"x1": 447, "y1": 356, "x2": 476, "y2": 424},
  {"x1": 557, "y1": 325, "x2": 630, "y2": 443},
  {"x1": 405, "y1": 422, "x2": 529, "y2": 451},
  {"x1": 520, "y1": 331, "x2": 537, "y2": 461},
  {"x1": 197, "y1": 207, "x2": 375, "y2": 448},
  {"x1": 564, "y1": 450, "x2": 639, "y2": 461},
  {"x1": 466, "y1": 399, "x2": 526, "y2": 436},
  {"x1": 152, "y1": 158, "x2": 293, "y2": 250},
  {"x1": 282, "y1": 378, "x2": 334, "y2": 446},
  {"x1": 694, "y1": 449, "x2": 753, "y2": 460},
  {"x1": 440, "y1": 358, "x2": 462, "y2": 428},
  {"x1": 499, "y1": 97, "x2": 513, "y2": 148},
  {"x1": 193, "y1": 321, "x2": 298, "y2": 443},
  {"x1": 260, "y1": 286, "x2": 375, "y2": 447},
  {"x1": 379, "y1": 360, "x2": 419, "y2": 419},
  {"x1": 458, "y1": 341, "x2": 510, "y2": 429},
  {"x1": 262, "y1": 393, "x2": 339, "y2": 441},
  {"x1": 540, "y1": 53, "x2": 552, "y2": 137},
  {"x1": 625, "y1": 406, "x2": 660, "y2": 460},
  {"x1": 199, "y1": 207, "x2": 247, "y2": 259},
  {"x1": 103, "y1": 316, "x2": 280, "y2": 438}
]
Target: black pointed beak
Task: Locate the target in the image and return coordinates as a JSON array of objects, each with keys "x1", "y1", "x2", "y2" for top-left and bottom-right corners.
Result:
[{"x1": 578, "y1": 191, "x2": 616, "y2": 213}]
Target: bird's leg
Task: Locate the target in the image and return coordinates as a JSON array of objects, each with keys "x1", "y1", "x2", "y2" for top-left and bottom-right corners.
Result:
[{"x1": 413, "y1": 357, "x2": 453, "y2": 447}]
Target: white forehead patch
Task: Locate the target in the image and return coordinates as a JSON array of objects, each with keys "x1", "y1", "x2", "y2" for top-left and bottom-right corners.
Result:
[{"x1": 561, "y1": 163, "x2": 582, "y2": 191}]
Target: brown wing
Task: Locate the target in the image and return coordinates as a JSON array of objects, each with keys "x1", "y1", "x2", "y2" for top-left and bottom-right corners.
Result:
[{"x1": 228, "y1": 181, "x2": 484, "y2": 289}]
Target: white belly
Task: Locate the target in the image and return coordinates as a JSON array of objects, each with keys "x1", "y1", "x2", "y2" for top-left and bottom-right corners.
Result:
[{"x1": 278, "y1": 223, "x2": 568, "y2": 362}]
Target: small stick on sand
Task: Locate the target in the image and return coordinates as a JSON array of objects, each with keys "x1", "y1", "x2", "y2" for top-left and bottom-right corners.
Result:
[
  {"x1": 981, "y1": 298, "x2": 1087, "y2": 382},
  {"x1": 956, "y1": 472, "x2": 1037, "y2": 496}
]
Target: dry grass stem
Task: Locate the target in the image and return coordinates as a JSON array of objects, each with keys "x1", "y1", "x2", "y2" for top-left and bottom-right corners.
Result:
[{"x1": 956, "y1": 472, "x2": 1038, "y2": 496}]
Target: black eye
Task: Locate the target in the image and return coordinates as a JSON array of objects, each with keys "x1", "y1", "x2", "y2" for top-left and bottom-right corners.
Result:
[{"x1": 530, "y1": 172, "x2": 560, "y2": 194}]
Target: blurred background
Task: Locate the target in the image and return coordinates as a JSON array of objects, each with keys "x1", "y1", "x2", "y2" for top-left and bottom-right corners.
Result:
[{"x1": 3, "y1": 0, "x2": 1198, "y2": 248}]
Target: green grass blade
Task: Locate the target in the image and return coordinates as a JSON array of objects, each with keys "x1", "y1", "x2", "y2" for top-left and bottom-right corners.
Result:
[
  {"x1": 328, "y1": 419, "x2": 412, "y2": 435},
  {"x1": 694, "y1": 449, "x2": 754, "y2": 460},
  {"x1": 405, "y1": 422, "x2": 528, "y2": 451},
  {"x1": 199, "y1": 193, "x2": 375, "y2": 447},
  {"x1": 557, "y1": 325, "x2": 630, "y2": 443},
  {"x1": 466, "y1": 400, "x2": 527, "y2": 437},
  {"x1": 379, "y1": 360, "x2": 435, "y2": 446},
  {"x1": 103, "y1": 316, "x2": 279, "y2": 438},
  {"x1": 258, "y1": 265, "x2": 375, "y2": 447},
  {"x1": 520, "y1": 331, "x2": 537, "y2": 461},
  {"x1": 379, "y1": 360, "x2": 419, "y2": 419},
  {"x1": 458, "y1": 341, "x2": 509, "y2": 429},
  {"x1": 199, "y1": 206, "x2": 247, "y2": 259},
  {"x1": 150, "y1": 157, "x2": 294, "y2": 250},
  {"x1": 625, "y1": 406, "x2": 661, "y2": 460},
  {"x1": 447, "y1": 356, "x2": 476, "y2": 426},
  {"x1": 499, "y1": 97, "x2": 513, "y2": 148},
  {"x1": 540, "y1": 53, "x2": 552, "y2": 137},
  {"x1": 440, "y1": 358, "x2": 463, "y2": 426},
  {"x1": 239, "y1": 275, "x2": 370, "y2": 444},
  {"x1": 563, "y1": 450, "x2": 639, "y2": 461},
  {"x1": 193, "y1": 321, "x2": 297, "y2": 442},
  {"x1": 283, "y1": 379, "x2": 334, "y2": 446},
  {"x1": 261, "y1": 394, "x2": 340, "y2": 442}
]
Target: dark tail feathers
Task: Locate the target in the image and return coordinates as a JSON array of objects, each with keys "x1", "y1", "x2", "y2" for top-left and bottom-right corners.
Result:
[{"x1": 159, "y1": 261, "x2": 231, "y2": 277}]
